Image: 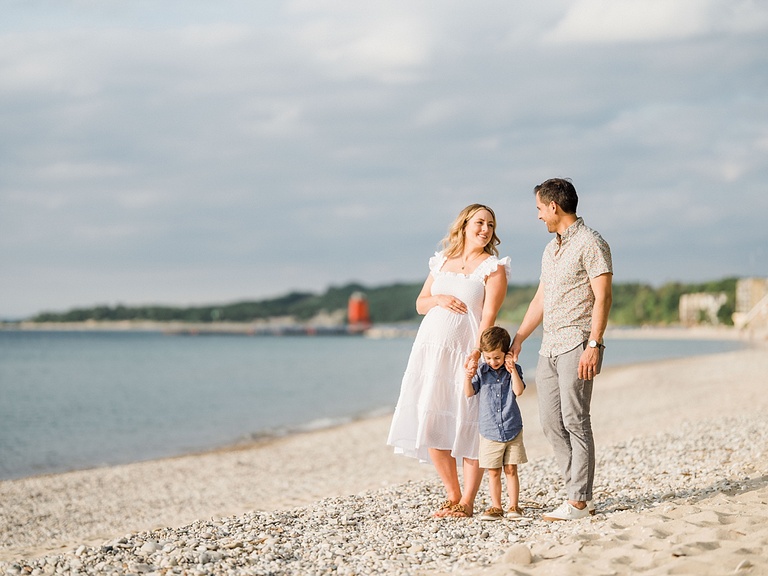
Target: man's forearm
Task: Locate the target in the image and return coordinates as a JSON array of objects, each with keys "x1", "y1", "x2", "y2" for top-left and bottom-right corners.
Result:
[
  {"x1": 589, "y1": 301, "x2": 611, "y2": 342},
  {"x1": 589, "y1": 274, "x2": 613, "y2": 342}
]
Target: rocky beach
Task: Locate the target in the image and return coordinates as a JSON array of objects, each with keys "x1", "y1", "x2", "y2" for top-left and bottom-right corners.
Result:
[{"x1": 1, "y1": 340, "x2": 767, "y2": 575}]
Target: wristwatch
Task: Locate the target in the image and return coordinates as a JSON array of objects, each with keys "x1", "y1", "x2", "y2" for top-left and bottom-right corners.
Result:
[{"x1": 588, "y1": 340, "x2": 604, "y2": 349}]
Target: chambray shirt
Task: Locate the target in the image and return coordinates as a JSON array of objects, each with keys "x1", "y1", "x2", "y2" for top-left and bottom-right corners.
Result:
[
  {"x1": 540, "y1": 217, "x2": 613, "y2": 357},
  {"x1": 471, "y1": 363, "x2": 525, "y2": 443}
]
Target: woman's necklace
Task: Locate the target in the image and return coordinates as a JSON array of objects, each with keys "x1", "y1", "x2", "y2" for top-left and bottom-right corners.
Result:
[{"x1": 461, "y1": 251, "x2": 483, "y2": 271}]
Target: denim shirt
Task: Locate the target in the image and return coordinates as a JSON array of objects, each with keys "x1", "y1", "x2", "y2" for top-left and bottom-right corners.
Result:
[{"x1": 471, "y1": 363, "x2": 525, "y2": 442}]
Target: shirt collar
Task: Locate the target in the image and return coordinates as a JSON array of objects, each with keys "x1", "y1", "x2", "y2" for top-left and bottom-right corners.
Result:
[
  {"x1": 557, "y1": 216, "x2": 584, "y2": 243},
  {"x1": 480, "y1": 363, "x2": 506, "y2": 376}
]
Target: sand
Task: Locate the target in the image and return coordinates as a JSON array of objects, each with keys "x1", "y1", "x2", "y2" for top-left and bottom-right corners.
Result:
[{"x1": 1, "y1": 334, "x2": 767, "y2": 575}]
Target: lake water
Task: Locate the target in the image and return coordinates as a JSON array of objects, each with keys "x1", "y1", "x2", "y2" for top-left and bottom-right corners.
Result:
[{"x1": 0, "y1": 329, "x2": 745, "y2": 481}]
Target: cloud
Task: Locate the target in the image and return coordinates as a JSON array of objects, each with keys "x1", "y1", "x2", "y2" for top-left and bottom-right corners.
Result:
[
  {"x1": 546, "y1": 0, "x2": 768, "y2": 44},
  {"x1": 286, "y1": 1, "x2": 432, "y2": 83},
  {"x1": 0, "y1": 1, "x2": 766, "y2": 317}
]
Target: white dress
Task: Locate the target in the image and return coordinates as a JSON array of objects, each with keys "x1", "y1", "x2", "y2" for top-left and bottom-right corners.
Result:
[{"x1": 387, "y1": 251, "x2": 511, "y2": 463}]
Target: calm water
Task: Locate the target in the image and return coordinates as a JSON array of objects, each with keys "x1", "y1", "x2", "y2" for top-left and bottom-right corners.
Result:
[{"x1": 0, "y1": 330, "x2": 745, "y2": 481}]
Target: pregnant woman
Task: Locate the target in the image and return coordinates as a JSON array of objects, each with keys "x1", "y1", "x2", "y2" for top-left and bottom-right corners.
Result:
[{"x1": 387, "y1": 203, "x2": 509, "y2": 518}]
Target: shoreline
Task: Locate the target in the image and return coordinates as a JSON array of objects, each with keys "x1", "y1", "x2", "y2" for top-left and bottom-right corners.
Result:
[
  {"x1": 2, "y1": 344, "x2": 767, "y2": 573},
  {"x1": 0, "y1": 406, "x2": 396, "y2": 485},
  {"x1": 604, "y1": 324, "x2": 765, "y2": 341},
  {"x1": 4, "y1": 320, "x2": 766, "y2": 340}
]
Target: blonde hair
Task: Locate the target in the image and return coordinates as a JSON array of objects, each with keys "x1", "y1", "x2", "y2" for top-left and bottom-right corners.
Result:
[{"x1": 441, "y1": 204, "x2": 500, "y2": 259}]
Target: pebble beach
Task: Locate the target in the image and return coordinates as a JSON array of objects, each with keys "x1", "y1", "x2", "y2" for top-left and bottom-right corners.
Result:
[{"x1": 1, "y1": 339, "x2": 767, "y2": 575}]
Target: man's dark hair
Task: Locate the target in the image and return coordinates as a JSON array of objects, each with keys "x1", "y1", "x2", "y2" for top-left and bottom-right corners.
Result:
[{"x1": 535, "y1": 178, "x2": 578, "y2": 214}]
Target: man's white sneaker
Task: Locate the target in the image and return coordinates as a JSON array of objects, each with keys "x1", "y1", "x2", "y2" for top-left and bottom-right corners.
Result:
[{"x1": 542, "y1": 501, "x2": 590, "y2": 521}]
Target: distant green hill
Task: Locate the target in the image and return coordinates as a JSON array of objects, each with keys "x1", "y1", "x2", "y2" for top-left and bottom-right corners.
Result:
[{"x1": 28, "y1": 278, "x2": 739, "y2": 327}]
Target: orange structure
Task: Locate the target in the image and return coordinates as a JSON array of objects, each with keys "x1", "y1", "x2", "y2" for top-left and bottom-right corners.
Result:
[{"x1": 347, "y1": 291, "x2": 371, "y2": 332}]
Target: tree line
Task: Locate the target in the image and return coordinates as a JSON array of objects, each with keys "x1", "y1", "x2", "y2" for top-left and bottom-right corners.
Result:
[{"x1": 29, "y1": 278, "x2": 739, "y2": 326}]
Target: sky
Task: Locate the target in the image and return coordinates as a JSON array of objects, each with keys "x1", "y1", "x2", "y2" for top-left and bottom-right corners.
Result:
[{"x1": 2, "y1": 0, "x2": 767, "y2": 319}]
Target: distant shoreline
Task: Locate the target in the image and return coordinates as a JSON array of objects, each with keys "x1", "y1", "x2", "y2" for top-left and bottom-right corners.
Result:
[
  {"x1": 0, "y1": 320, "x2": 755, "y2": 340},
  {"x1": 604, "y1": 325, "x2": 752, "y2": 341},
  {"x1": 0, "y1": 320, "x2": 368, "y2": 336},
  {"x1": 3, "y1": 320, "x2": 763, "y2": 342}
]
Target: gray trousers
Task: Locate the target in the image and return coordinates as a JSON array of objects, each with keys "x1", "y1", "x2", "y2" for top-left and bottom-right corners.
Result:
[{"x1": 536, "y1": 343, "x2": 599, "y2": 502}]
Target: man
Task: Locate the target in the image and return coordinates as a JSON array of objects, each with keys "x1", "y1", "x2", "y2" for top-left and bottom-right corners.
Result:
[{"x1": 508, "y1": 178, "x2": 612, "y2": 521}]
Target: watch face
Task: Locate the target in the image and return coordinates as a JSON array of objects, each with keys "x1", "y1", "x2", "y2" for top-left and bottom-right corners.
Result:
[{"x1": 589, "y1": 340, "x2": 597, "y2": 348}]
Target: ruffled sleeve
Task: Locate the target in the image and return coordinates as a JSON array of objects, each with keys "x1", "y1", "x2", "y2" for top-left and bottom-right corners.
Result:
[
  {"x1": 428, "y1": 251, "x2": 447, "y2": 275},
  {"x1": 474, "y1": 255, "x2": 511, "y2": 284}
]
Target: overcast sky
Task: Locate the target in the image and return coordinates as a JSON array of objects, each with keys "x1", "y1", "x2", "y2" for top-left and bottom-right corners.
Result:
[{"x1": 2, "y1": 1, "x2": 767, "y2": 319}]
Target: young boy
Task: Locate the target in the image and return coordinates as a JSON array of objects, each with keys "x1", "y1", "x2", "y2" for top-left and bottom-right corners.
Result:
[{"x1": 464, "y1": 325, "x2": 528, "y2": 521}]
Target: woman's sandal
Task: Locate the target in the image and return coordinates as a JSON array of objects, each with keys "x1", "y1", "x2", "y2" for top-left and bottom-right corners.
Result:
[
  {"x1": 432, "y1": 499, "x2": 457, "y2": 518},
  {"x1": 448, "y1": 503, "x2": 472, "y2": 518}
]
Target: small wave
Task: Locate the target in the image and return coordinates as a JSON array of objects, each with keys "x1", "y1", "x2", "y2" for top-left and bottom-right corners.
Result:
[{"x1": 242, "y1": 406, "x2": 394, "y2": 443}]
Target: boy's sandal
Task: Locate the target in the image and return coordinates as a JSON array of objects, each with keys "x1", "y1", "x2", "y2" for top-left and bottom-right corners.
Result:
[
  {"x1": 480, "y1": 507, "x2": 504, "y2": 521},
  {"x1": 506, "y1": 506, "x2": 525, "y2": 519}
]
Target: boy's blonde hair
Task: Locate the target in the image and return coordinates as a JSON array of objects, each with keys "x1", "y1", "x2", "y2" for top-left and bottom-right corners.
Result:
[{"x1": 479, "y1": 325, "x2": 511, "y2": 353}]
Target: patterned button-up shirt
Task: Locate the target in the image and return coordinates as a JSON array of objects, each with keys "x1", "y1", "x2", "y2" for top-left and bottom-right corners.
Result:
[{"x1": 539, "y1": 217, "x2": 612, "y2": 357}]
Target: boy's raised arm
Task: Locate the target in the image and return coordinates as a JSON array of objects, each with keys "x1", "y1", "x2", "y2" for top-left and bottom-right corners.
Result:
[
  {"x1": 510, "y1": 364, "x2": 525, "y2": 397},
  {"x1": 464, "y1": 365, "x2": 477, "y2": 398}
]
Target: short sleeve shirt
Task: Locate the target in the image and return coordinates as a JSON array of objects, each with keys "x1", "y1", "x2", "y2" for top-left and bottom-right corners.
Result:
[
  {"x1": 540, "y1": 217, "x2": 612, "y2": 357},
  {"x1": 471, "y1": 363, "x2": 525, "y2": 442}
]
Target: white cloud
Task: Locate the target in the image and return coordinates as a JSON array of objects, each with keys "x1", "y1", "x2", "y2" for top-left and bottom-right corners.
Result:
[
  {"x1": 414, "y1": 98, "x2": 465, "y2": 127},
  {"x1": 287, "y1": 2, "x2": 431, "y2": 83},
  {"x1": 1, "y1": 1, "x2": 767, "y2": 317},
  {"x1": 239, "y1": 101, "x2": 307, "y2": 139},
  {"x1": 546, "y1": 0, "x2": 768, "y2": 44},
  {"x1": 175, "y1": 23, "x2": 253, "y2": 46}
]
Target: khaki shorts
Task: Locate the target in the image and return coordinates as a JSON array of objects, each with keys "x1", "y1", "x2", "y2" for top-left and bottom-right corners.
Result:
[{"x1": 479, "y1": 430, "x2": 528, "y2": 469}]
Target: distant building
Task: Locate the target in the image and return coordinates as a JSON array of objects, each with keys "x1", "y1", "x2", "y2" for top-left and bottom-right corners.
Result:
[
  {"x1": 679, "y1": 292, "x2": 727, "y2": 326},
  {"x1": 347, "y1": 292, "x2": 371, "y2": 332},
  {"x1": 733, "y1": 277, "x2": 768, "y2": 330}
]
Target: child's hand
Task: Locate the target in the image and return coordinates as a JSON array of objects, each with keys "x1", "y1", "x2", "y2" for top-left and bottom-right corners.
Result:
[
  {"x1": 464, "y1": 352, "x2": 479, "y2": 374},
  {"x1": 464, "y1": 355, "x2": 478, "y2": 377},
  {"x1": 504, "y1": 352, "x2": 517, "y2": 373}
]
